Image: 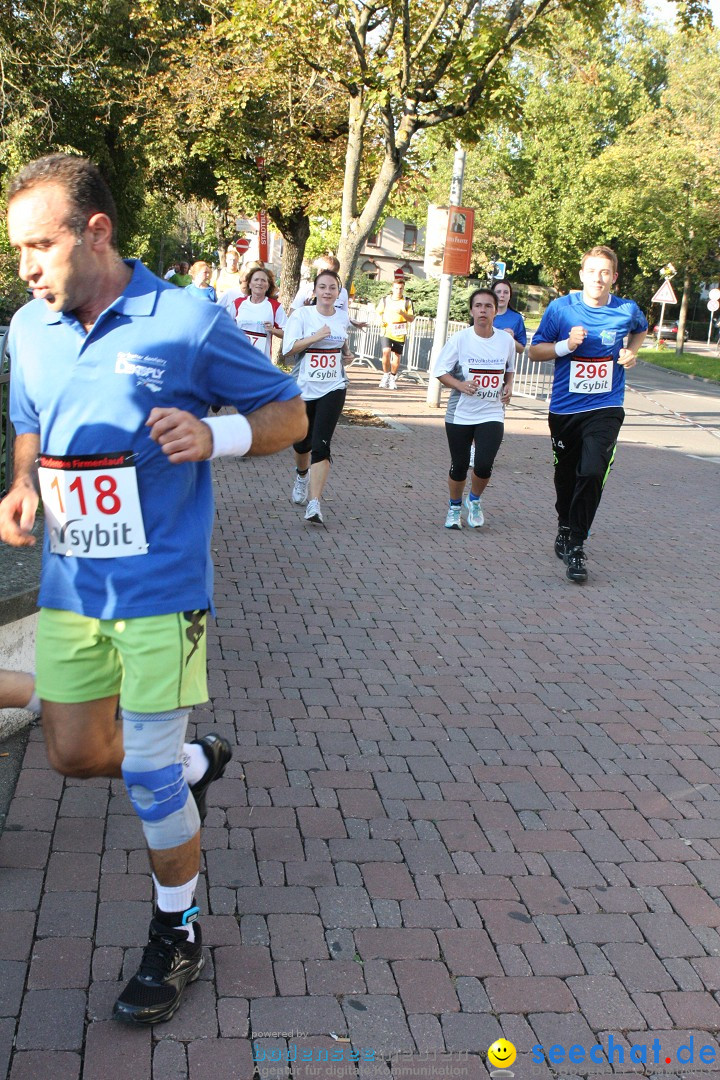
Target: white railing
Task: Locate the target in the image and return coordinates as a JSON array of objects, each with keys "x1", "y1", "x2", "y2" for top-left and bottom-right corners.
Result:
[
  {"x1": 512, "y1": 346, "x2": 554, "y2": 400},
  {"x1": 347, "y1": 304, "x2": 552, "y2": 399}
]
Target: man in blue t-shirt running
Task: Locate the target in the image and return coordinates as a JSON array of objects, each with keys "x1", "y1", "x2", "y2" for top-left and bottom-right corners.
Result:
[
  {"x1": 529, "y1": 246, "x2": 647, "y2": 583},
  {"x1": 0, "y1": 154, "x2": 306, "y2": 1025}
]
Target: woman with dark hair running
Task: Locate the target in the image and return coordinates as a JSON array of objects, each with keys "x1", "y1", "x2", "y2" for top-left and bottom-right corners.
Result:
[
  {"x1": 492, "y1": 280, "x2": 527, "y2": 356},
  {"x1": 431, "y1": 289, "x2": 515, "y2": 530},
  {"x1": 283, "y1": 270, "x2": 349, "y2": 525}
]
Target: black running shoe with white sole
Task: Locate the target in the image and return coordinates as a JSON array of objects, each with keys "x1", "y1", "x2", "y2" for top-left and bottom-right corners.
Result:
[
  {"x1": 554, "y1": 525, "x2": 571, "y2": 560},
  {"x1": 113, "y1": 920, "x2": 204, "y2": 1025},
  {"x1": 190, "y1": 733, "x2": 233, "y2": 823},
  {"x1": 565, "y1": 545, "x2": 588, "y2": 584}
]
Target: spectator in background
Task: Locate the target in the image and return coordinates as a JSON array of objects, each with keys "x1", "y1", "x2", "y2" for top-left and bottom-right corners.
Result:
[
  {"x1": 212, "y1": 247, "x2": 243, "y2": 300},
  {"x1": 169, "y1": 261, "x2": 192, "y2": 287},
  {"x1": 164, "y1": 262, "x2": 180, "y2": 281},
  {"x1": 185, "y1": 262, "x2": 217, "y2": 303}
]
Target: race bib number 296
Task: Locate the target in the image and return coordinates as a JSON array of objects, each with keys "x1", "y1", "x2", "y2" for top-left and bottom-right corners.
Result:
[
  {"x1": 569, "y1": 356, "x2": 612, "y2": 395},
  {"x1": 38, "y1": 452, "x2": 148, "y2": 558}
]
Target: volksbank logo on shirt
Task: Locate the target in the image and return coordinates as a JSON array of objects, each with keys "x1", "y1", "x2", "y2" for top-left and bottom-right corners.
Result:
[{"x1": 115, "y1": 351, "x2": 167, "y2": 391}]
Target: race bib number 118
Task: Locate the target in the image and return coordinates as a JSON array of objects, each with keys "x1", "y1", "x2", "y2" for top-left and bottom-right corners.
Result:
[{"x1": 38, "y1": 451, "x2": 149, "y2": 558}]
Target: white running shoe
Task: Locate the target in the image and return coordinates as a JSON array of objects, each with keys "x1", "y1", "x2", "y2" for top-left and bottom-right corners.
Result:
[
  {"x1": 464, "y1": 495, "x2": 485, "y2": 528},
  {"x1": 378, "y1": 372, "x2": 390, "y2": 389},
  {"x1": 444, "y1": 504, "x2": 462, "y2": 530},
  {"x1": 305, "y1": 498, "x2": 324, "y2": 524},
  {"x1": 291, "y1": 473, "x2": 309, "y2": 505},
  {"x1": 388, "y1": 373, "x2": 398, "y2": 390}
]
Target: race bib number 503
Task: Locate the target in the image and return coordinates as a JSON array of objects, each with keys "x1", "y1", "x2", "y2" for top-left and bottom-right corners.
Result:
[
  {"x1": 38, "y1": 452, "x2": 149, "y2": 558},
  {"x1": 307, "y1": 349, "x2": 342, "y2": 382}
]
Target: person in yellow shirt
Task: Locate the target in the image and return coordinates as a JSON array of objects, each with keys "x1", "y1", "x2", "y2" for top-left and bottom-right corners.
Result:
[
  {"x1": 376, "y1": 277, "x2": 415, "y2": 389},
  {"x1": 212, "y1": 247, "x2": 243, "y2": 300}
]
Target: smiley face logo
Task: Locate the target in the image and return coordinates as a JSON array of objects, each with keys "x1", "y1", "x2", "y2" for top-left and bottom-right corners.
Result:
[{"x1": 487, "y1": 1039, "x2": 517, "y2": 1069}]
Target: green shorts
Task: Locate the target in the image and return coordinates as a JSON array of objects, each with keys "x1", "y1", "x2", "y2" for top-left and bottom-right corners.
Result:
[{"x1": 36, "y1": 608, "x2": 208, "y2": 713}]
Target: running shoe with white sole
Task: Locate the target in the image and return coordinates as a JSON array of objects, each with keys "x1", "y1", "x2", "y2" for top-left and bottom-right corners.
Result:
[
  {"x1": 444, "y1": 504, "x2": 462, "y2": 529},
  {"x1": 378, "y1": 372, "x2": 390, "y2": 389},
  {"x1": 291, "y1": 473, "x2": 309, "y2": 505},
  {"x1": 305, "y1": 498, "x2": 324, "y2": 524},
  {"x1": 388, "y1": 373, "x2": 397, "y2": 390},
  {"x1": 113, "y1": 920, "x2": 204, "y2": 1025},
  {"x1": 464, "y1": 495, "x2": 484, "y2": 528}
]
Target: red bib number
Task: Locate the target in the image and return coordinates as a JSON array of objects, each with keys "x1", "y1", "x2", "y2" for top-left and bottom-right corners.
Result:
[
  {"x1": 38, "y1": 452, "x2": 148, "y2": 558},
  {"x1": 246, "y1": 330, "x2": 267, "y2": 350},
  {"x1": 307, "y1": 349, "x2": 342, "y2": 382},
  {"x1": 469, "y1": 367, "x2": 503, "y2": 399},
  {"x1": 569, "y1": 356, "x2": 612, "y2": 395}
]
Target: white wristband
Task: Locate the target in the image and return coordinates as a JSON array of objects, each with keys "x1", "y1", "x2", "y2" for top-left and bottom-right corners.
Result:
[
  {"x1": 201, "y1": 414, "x2": 252, "y2": 459},
  {"x1": 554, "y1": 339, "x2": 573, "y2": 357}
]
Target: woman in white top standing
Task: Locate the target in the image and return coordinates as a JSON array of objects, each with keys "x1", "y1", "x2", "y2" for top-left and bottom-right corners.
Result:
[
  {"x1": 231, "y1": 265, "x2": 286, "y2": 361},
  {"x1": 431, "y1": 289, "x2": 515, "y2": 530},
  {"x1": 282, "y1": 269, "x2": 350, "y2": 525}
]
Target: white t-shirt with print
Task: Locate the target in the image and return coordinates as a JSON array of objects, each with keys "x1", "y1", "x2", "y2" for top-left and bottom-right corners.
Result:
[
  {"x1": 284, "y1": 307, "x2": 350, "y2": 401},
  {"x1": 233, "y1": 297, "x2": 287, "y2": 359},
  {"x1": 431, "y1": 326, "x2": 515, "y2": 424}
]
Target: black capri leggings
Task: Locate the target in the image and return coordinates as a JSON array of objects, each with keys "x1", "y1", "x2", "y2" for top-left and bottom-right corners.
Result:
[
  {"x1": 293, "y1": 388, "x2": 347, "y2": 464},
  {"x1": 446, "y1": 421, "x2": 504, "y2": 481}
]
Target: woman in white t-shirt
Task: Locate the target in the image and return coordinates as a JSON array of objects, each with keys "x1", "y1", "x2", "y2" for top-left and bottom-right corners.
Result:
[
  {"x1": 231, "y1": 266, "x2": 286, "y2": 361},
  {"x1": 431, "y1": 288, "x2": 515, "y2": 530},
  {"x1": 282, "y1": 270, "x2": 350, "y2": 525}
]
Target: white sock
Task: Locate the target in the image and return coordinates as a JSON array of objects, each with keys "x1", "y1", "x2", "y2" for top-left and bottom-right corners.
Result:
[
  {"x1": 153, "y1": 873, "x2": 199, "y2": 941},
  {"x1": 182, "y1": 742, "x2": 208, "y2": 785},
  {"x1": 26, "y1": 691, "x2": 42, "y2": 715}
]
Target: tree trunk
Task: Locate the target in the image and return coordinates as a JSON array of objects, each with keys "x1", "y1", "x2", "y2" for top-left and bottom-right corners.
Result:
[
  {"x1": 675, "y1": 269, "x2": 691, "y2": 356},
  {"x1": 271, "y1": 208, "x2": 311, "y2": 315},
  {"x1": 338, "y1": 151, "x2": 404, "y2": 285}
]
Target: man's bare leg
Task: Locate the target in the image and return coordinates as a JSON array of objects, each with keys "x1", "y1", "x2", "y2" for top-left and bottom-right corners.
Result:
[{"x1": 0, "y1": 669, "x2": 36, "y2": 710}]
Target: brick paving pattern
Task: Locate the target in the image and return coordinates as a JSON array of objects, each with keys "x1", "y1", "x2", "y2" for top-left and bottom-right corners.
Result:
[{"x1": 1, "y1": 368, "x2": 719, "y2": 1079}]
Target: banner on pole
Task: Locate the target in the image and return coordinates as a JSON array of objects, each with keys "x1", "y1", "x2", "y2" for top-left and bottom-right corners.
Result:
[
  {"x1": 258, "y1": 210, "x2": 269, "y2": 263},
  {"x1": 442, "y1": 208, "x2": 475, "y2": 276}
]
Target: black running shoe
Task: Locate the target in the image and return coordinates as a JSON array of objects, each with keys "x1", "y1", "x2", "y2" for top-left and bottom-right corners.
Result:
[
  {"x1": 565, "y1": 545, "x2": 588, "y2": 584},
  {"x1": 554, "y1": 526, "x2": 571, "y2": 560},
  {"x1": 113, "y1": 920, "x2": 204, "y2": 1025},
  {"x1": 190, "y1": 734, "x2": 233, "y2": 823}
]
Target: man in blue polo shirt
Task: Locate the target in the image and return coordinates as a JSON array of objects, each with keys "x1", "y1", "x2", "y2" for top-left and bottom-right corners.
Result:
[
  {"x1": 0, "y1": 153, "x2": 306, "y2": 1024},
  {"x1": 529, "y1": 246, "x2": 647, "y2": 583}
]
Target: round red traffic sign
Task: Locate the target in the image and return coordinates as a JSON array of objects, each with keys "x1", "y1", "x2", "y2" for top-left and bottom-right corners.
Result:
[{"x1": 234, "y1": 238, "x2": 251, "y2": 255}]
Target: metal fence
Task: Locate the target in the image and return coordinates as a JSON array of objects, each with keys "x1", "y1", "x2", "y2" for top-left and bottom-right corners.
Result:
[
  {"x1": 347, "y1": 304, "x2": 553, "y2": 399},
  {"x1": 0, "y1": 327, "x2": 12, "y2": 495}
]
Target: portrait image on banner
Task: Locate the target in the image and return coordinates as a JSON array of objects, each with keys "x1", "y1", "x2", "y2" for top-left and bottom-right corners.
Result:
[{"x1": 443, "y1": 208, "x2": 475, "y2": 276}]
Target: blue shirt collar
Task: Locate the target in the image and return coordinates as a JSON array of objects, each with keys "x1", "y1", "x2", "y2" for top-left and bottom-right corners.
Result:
[{"x1": 43, "y1": 259, "x2": 159, "y2": 328}]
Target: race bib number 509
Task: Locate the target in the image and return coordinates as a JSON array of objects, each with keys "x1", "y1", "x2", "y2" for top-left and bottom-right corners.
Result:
[
  {"x1": 38, "y1": 452, "x2": 148, "y2": 558},
  {"x1": 469, "y1": 367, "x2": 503, "y2": 399}
]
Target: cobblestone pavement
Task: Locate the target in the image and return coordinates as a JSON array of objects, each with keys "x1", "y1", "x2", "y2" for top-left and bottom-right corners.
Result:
[{"x1": 1, "y1": 368, "x2": 719, "y2": 1080}]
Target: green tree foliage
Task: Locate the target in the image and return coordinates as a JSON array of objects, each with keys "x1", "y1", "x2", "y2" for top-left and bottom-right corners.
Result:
[{"x1": 582, "y1": 27, "x2": 720, "y2": 345}]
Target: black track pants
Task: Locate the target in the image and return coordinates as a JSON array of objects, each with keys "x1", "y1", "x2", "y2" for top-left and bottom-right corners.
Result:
[{"x1": 548, "y1": 407, "x2": 624, "y2": 546}]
